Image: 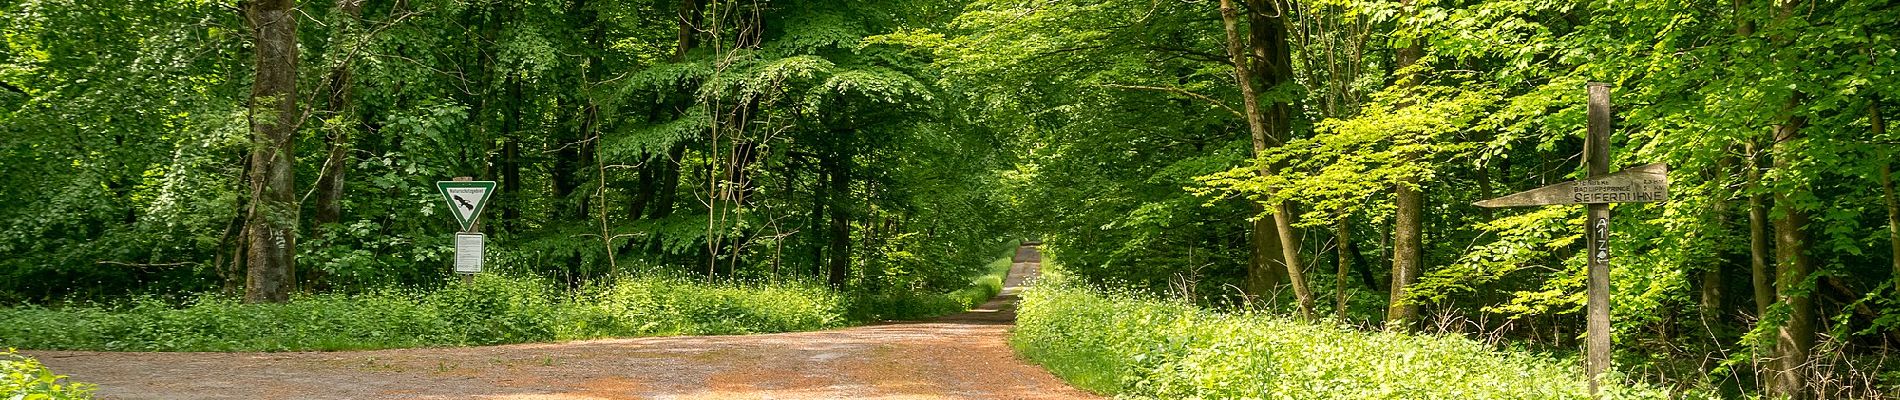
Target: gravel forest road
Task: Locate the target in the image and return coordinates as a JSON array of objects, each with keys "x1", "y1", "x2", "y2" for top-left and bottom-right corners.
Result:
[{"x1": 29, "y1": 246, "x2": 1096, "y2": 400}]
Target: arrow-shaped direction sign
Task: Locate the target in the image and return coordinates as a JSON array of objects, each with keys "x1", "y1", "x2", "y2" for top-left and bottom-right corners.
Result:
[
  {"x1": 436, "y1": 180, "x2": 497, "y2": 232},
  {"x1": 1473, "y1": 163, "x2": 1669, "y2": 208}
]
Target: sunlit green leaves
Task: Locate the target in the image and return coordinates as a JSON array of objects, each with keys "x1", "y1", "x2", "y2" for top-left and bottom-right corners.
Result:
[{"x1": 1196, "y1": 82, "x2": 1500, "y2": 227}]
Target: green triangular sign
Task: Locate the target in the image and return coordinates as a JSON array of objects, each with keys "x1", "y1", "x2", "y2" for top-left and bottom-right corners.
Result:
[{"x1": 436, "y1": 181, "x2": 497, "y2": 232}]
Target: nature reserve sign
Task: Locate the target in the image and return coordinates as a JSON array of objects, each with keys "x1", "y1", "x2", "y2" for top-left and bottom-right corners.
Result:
[
  {"x1": 438, "y1": 179, "x2": 496, "y2": 277},
  {"x1": 436, "y1": 180, "x2": 497, "y2": 232}
]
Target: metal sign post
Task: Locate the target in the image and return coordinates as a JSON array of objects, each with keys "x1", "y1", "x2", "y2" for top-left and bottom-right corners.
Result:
[
  {"x1": 438, "y1": 177, "x2": 497, "y2": 282},
  {"x1": 1474, "y1": 83, "x2": 1667, "y2": 395}
]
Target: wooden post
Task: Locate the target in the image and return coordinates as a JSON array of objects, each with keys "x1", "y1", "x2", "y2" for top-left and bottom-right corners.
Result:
[
  {"x1": 1476, "y1": 84, "x2": 1663, "y2": 396},
  {"x1": 1584, "y1": 83, "x2": 1613, "y2": 394}
]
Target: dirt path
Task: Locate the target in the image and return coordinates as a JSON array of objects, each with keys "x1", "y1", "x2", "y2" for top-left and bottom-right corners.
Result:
[{"x1": 28, "y1": 246, "x2": 1094, "y2": 400}]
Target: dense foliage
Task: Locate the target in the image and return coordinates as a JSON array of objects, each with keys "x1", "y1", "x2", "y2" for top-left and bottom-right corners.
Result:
[
  {"x1": 1012, "y1": 271, "x2": 1676, "y2": 399},
  {"x1": 0, "y1": 0, "x2": 1013, "y2": 301},
  {"x1": 925, "y1": 0, "x2": 1899, "y2": 397},
  {"x1": 0, "y1": 257, "x2": 1009, "y2": 352},
  {"x1": 0, "y1": 0, "x2": 1895, "y2": 397},
  {"x1": 1, "y1": 350, "x2": 94, "y2": 399}
]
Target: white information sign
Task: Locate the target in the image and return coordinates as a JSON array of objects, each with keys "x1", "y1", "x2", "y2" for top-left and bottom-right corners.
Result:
[{"x1": 455, "y1": 233, "x2": 484, "y2": 274}]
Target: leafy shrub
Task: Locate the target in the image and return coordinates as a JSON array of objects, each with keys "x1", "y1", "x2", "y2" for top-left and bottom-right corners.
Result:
[
  {"x1": 559, "y1": 275, "x2": 849, "y2": 337},
  {"x1": 0, "y1": 292, "x2": 462, "y2": 351},
  {"x1": 425, "y1": 275, "x2": 560, "y2": 345},
  {"x1": 949, "y1": 257, "x2": 1012, "y2": 307},
  {"x1": 2, "y1": 349, "x2": 95, "y2": 399},
  {"x1": 848, "y1": 257, "x2": 1013, "y2": 321},
  {"x1": 1011, "y1": 273, "x2": 1680, "y2": 399},
  {"x1": 0, "y1": 257, "x2": 1010, "y2": 352}
]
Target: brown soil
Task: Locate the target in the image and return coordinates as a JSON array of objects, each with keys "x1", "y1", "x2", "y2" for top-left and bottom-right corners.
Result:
[{"x1": 28, "y1": 247, "x2": 1096, "y2": 400}]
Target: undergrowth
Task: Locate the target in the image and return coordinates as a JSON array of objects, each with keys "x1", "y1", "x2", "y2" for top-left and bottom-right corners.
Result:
[
  {"x1": 1011, "y1": 272, "x2": 1689, "y2": 400},
  {"x1": 2, "y1": 349, "x2": 94, "y2": 399},
  {"x1": 849, "y1": 257, "x2": 1012, "y2": 321},
  {"x1": 0, "y1": 257, "x2": 1012, "y2": 352}
]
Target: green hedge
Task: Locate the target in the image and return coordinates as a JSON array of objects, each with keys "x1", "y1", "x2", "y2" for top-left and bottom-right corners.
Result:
[{"x1": 1011, "y1": 274, "x2": 1679, "y2": 399}]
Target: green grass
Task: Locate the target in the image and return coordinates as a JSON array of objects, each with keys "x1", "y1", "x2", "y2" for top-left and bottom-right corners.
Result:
[
  {"x1": 0, "y1": 258, "x2": 1013, "y2": 352},
  {"x1": 1010, "y1": 272, "x2": 1681, "y2": 400},
  {"x1": 847, "y1": 257, "x2": 1014, "y2": 321},
  {"x1": 951, "y1": 257, "x2": 1013, "y2": 306},
  {"x1": 3, "y1": 349, "x2": 94, "y2": 399}
]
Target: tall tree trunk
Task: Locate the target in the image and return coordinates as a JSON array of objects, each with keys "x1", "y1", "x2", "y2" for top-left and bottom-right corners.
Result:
[
  {"x1": 825, "y1": 132, "x2": 854, "y2": 287},
  {"x1": 1389, "y1": 185, "x2": 1423, "y2": 329},
  {"x1": 552, "y1": 97, "x2": 582, "y2": 218},
  {"x1": 1234, "y1": 3, "x2": 1278, "y2": 300},
  {"x1": 222, "y1": 157, "x2": 252, "y2": 295},
  {"x1": 1245, "y1": 203, "x2": 1283, "y2": 295},
  {"x1": 1386, "y1": 0, "x2": 1427, "y2": 331},
  {"x1": 565, "y1": 0, "x2": 604, "y2": 222},
  {"x1": 631, "y1": 151, "x2": 657, "y2": 220},
  {"x1": 1221, "y1": 0, "x2": 1313, "y2": 320},
  {"x1": 313, "y1": 0, "x2": 365, "y2": 228},
  {"x1": 674, "y1": 0, "x2": 701, "y2": 62},
  {"x1": 1248, "y1": 0, "x2": 1312, "y2": 321},
  {"x1": 1701, "y1": 156, "x2": 1732, "y2": 323},
  {"x1": 1747, "y1": 141, "x2": 1774, "y2": 318},
  {"x1": 1874, "y1": 99, "x2": 1899, "y2": 290},
  {"x1": 629, "y1": 104, "x2": 663, "y2": 222},
  {"x1": 465, "y1": 1, "x2": 505, "y2": 226},
  {"x1": 651, "y1": 144, "x2": 686, "y2": 220},
  {"x1": 808, "y1": 163, "x2": 828, "y2": 276},
  {"x1": 500, "y1": 76, "x2": 524, "y2": 230},
  {"x1": 1730, "y1": 0, "x2": 1775, "y2": 324},
  {"x1": 1888, "y1": 156, "x2": 1899, "y2": 285},
  {"x1": 1767, "y1": 2, "x2": 1813, "y2": 397},
  {"x1": 1349, "y1": 237, "x2": 1381, "y2": 291},
  {"x1": 1764, "y1": 103, "x2": 1814, "y2": 400},
  {"x1": 1335, "y1": 219, "x2": 1352, "y2": 320},
  {"x1": 634, "y1": 0, "x2": 699, "y2": 222},
  {"x1": 243, "y1": 0, "x2": 299, "y2": 304},
  {"x1": 306, "y1": 0, "x2": 363, "y2": 291},
  {"x1": 1769, "y1": 112, "x2": 1814, "y2": 400}
]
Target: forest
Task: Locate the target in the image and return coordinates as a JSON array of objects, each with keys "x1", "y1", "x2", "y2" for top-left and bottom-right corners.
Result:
[{"x1": 1, "y1": 0, "x2": 1896, "y2": 399}]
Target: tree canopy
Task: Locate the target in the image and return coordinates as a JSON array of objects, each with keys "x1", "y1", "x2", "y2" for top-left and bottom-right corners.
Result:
[{"x1": 1, "y1": 0, "x2": 1896, "y2": 397}]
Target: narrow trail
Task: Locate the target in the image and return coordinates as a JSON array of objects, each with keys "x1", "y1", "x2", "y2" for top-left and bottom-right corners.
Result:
[{"x1": 29, "y1": 246, "x2": 1096, "y2": 400}]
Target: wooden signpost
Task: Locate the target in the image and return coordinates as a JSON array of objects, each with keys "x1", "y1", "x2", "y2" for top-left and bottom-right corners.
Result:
[
  {"x1": 1471, "y1": 163, "x2": 1668, "y2": 208},
  {"x1": 1474, "y1": 83, "x2": 1668, "y2": 395}
]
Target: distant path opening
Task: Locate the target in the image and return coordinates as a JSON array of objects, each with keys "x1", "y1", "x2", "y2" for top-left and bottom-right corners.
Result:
[{"x1": 30, "y1": 245, "x2": 1095, "y2": 400}]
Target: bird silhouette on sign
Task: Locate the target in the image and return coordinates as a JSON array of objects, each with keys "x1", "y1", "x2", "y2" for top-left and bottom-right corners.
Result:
[{"x1": 453, "y1": 194, "x2": 475, "y2": 211}]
